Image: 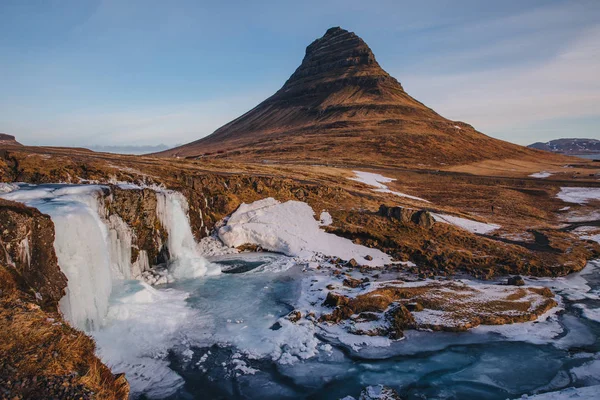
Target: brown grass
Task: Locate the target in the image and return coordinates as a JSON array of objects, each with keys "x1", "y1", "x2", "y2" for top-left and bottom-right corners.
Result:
[{"x1": 0, "y1": 265, "x2": 128, "y2": 400}]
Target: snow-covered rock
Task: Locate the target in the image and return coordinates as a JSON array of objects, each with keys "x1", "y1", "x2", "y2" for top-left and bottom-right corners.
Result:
[{"x1": 218, "y1": 198, "x2": 392, "y2": 267}]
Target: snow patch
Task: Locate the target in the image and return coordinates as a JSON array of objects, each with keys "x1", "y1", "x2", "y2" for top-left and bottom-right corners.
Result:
[
  {"x1": 349, "y1": 171, "x2": 430, "y2": 203},
  {"x1": 557, "y1": 188, "x2": 600, "y2": 204},
  {"x1": 530, "y1": 171, "x2": 553, "y2": 178},
  {"x1": 431, "y1": 212, "x2": 500, "y2": 234},
  {"x1": 319, "y1": 211, "x2": 333, "y2": 226}
]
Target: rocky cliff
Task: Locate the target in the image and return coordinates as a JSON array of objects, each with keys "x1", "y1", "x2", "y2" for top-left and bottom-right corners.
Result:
[
  {"x1": 0, "y1": 133, "x2": 21, "y2": 146},
  {"x1": 0, "y1": 199, "x2": 129, "y2": 399}
]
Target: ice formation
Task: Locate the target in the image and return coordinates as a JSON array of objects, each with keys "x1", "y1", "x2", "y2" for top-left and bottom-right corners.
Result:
[
  {"x1": 156, "y1": 191, "x2": 221, "y2": 279},
  {"x1": 0, "y1": 184, "x2": 215, "y2": 330}
]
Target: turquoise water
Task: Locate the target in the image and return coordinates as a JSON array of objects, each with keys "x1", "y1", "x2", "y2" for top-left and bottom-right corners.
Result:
[{"x1": 143, "y1": 255, "x2": 600, "y2": 400}]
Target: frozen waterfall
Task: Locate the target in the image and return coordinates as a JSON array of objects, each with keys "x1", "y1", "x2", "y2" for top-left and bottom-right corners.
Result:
[
  {"x1": 0, "y1": 184, "x2": 215, "y2": 331},
  {"x1": 156, "y1": 190, "x2": 220, "y2": 279}
]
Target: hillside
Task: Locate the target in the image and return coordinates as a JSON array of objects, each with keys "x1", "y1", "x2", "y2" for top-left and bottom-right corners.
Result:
[{"x1": 156, "y1": 27, "x2": 543, "y2": 167}]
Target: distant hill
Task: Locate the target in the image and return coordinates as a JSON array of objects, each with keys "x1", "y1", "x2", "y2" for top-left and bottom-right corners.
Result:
[
  {"x1": 0, "y1": 133, "x2": 22, "y2": 146},
  {"x1": 154, "y1": 27, "x2": 542, "y2": 167},
  {"x1": 89, "y1": 144, "x2": 171, "y2": 155},
  {"x1": 528, "y1": 138, "x2": 600, "y2": 156}
]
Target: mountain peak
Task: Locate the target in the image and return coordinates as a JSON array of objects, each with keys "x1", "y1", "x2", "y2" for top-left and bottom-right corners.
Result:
[
  {"x1": 156, "y1": 28, "x2": 535, "y2": 167},
  {"x1": 282, "y1": 27, "x2": 391, "y2": 94}
]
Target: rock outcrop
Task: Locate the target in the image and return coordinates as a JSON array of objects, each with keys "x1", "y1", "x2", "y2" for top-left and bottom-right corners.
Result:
[
  {"x1": 0, "y1": 198, "x2": 65, "y2": 306},
  {"x1": 0, "y1": 133, "x2": 21, "y2": 146},
  {"x1": 105, "y1": 186, "x2": 169, "y2": 266},
  {"x1": 157, "y1": 27, "x2": 538, "y2": 167},
  {"x1": 378, "y1": 204, "x2": 435, "y2": 229}
]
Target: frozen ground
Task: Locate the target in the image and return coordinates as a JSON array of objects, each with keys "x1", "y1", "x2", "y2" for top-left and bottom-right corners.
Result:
[{"x1": 4, "y1": 184, "x2": 599, "y2": 399}]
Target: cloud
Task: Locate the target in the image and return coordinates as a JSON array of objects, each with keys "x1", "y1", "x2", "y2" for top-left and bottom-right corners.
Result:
[{"x1": 401, "y1": 23, "x2": 600, "y2": 144}]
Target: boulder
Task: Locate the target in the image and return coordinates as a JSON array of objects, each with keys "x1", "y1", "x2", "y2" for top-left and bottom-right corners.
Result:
[{"x1": 507, "y1": 275, "x2": 525, "y2": 286}]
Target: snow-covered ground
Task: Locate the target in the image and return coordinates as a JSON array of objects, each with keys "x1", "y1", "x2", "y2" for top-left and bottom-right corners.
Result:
[
  {"x1": 431, "y1": 212, "x2": 500, "y2": 234},
  {"x1": 349, "y1": 171, "x2": 430, "y2": 203},
  {"x1": 557, "y1": 187, "x2": 600, "y2": 204},
  {"x1": 218, "y1": 198, "x2": 392, "y2": 267}
]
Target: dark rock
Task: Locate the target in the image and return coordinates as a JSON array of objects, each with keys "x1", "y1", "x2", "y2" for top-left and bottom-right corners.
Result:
[
  {"x1": 387, "y1": 304, "x2": 415, "y2": 339},
  {"x1": 405, "y1": 302, "x2": 424, "y2": 312},
  {"x1": 347, "y1": 258, "x2": 359, "y2": 267},
  {"x1": 323, "y1": 292, "x2": 349, "y2": 308},
  {"x1": 343, "y1": 277, "x2": 363, "y2": 288},
  {"x1": 507, "y1": 275, "x2": 525, "y2": 286},
  {"x1": 379, "y1": 205, "x2": 435, "y2": 229},
  {"x1": 412, "y1": 210, "x2": 435, "y2": 229}
]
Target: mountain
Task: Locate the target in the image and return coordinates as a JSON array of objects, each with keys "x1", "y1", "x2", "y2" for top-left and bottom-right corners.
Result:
[
  {"x1": 156, "y1": 27, "x2": 540, "y2": 166},
  {"x1": 529, "y1": 138, "x2": 600, "y2": 156},
  {"x1": 0, "y1": 133, "x2": 22, "y2": 146}
]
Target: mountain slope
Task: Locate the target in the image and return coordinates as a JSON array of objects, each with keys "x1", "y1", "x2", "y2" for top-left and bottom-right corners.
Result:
[
  {"x1": 157, "y1": 27, "x2": 539, "y2": 167},
  {"x1": 529, "y1": 138, "x2": 600, "y2": 155}
]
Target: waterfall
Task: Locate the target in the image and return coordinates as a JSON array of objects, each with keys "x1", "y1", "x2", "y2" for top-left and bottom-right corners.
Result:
[
  {"x1": 0, "y1": 185, "x2": 114, "y2": 331},
  {"x1": 1, "y1": 184, "x2": 216, "y2": 332},
  {"x1": 156, "y1": 191, "x2": 220, "y2": 279}
]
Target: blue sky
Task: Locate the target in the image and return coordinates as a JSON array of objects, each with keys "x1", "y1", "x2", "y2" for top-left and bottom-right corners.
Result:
[{"x1": 1, "y1": 0, "x2": 598, "y2": 147}]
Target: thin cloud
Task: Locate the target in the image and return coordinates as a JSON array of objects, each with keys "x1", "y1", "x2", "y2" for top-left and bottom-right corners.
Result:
[{"x1": 402, "y1": 24, "x2": 600, "y2": 143}]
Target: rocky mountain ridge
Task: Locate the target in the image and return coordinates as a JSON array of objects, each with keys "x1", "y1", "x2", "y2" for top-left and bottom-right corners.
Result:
[{"x1": 529, "y1": 138, "x2": 600, "y2": 155}]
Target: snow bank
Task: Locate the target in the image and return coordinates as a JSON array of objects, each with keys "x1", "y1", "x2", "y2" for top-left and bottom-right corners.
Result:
[
  {"x1": 557, "y1": 188, "x2": 600, "y2": 204},
  {"x1": 530, "y1": 172, "x2": 553, "y2": 178},
  {"x1": 349, "y1": 171, "x2": 430, "y2": 203},
  {"x1": 515, "y1": 385, "x2": 600, "y2": 399},
  {"x1": 218, "y1": 198, "x2": 392, "y2": 267},
  {"x1": 431, "y1": 212, "x2": 500, "y2": 234}
]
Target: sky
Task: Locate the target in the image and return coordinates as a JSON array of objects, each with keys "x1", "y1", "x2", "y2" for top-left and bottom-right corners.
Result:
[{"x1": 0, "y1": 0, "x2": 599, "y2": 148}]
